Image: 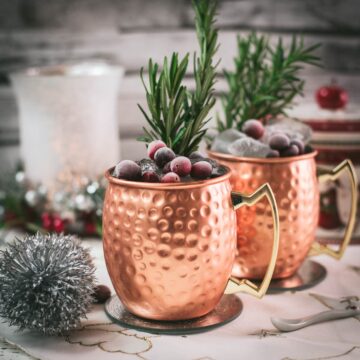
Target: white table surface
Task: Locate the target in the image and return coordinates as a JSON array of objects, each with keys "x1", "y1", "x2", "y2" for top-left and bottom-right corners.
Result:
[{"x1": 0, "y1": 236, "x2": 359, "y2": 360}]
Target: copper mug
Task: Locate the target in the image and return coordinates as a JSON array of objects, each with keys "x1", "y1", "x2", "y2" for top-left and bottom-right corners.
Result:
[
  {"x1": 208, "y1": 151, "x2": 358, "y2": 279},
  {"x1": 102, "y1": 167, "x2": 280, "y2": 321}
]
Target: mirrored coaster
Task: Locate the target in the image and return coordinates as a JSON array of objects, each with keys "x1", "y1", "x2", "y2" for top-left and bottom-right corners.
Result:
[
  {"x1": 105, "y1": 294, "x2": 243, "y2": 335},
  {"x1": 263, "y1": 260, "x2": 327, "y2": 294}
]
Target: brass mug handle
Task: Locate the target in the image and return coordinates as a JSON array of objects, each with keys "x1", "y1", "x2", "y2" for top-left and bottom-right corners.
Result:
[
  {"x1": 309, "y1": 159, "x2": 358, "y2": 259},
  {"x1": 225, "y1": 183, "x2": 280, "y2": 298}
]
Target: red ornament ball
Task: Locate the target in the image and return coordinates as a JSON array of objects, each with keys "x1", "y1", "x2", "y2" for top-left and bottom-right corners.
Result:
[
  {"x1": 316, "y1": 85, "x2": 348, "y2": 110},
  {"x1": 53, "y1": 215, "x2": 66, "y2": 233},
  {"x1": 41, "y1": 212, "x2": 53, "y2": 231}
]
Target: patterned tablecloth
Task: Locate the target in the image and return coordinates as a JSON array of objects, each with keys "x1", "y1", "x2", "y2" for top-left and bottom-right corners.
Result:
[{"x1": 0, "y1": 235, "x2": 359, "y2": 360}]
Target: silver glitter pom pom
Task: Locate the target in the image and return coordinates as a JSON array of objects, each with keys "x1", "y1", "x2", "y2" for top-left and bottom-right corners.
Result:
[{"x1": 0, "y1": 233, "x2": 96, "y2": 335}]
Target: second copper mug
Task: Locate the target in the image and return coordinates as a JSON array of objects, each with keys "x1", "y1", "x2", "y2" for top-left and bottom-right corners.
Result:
[
  {"x1": 103, "y1": 167, "x2": 279, "y2": 321},
  {"x1": 208, "y1": 151, "x2": 358, "y2": 279}
]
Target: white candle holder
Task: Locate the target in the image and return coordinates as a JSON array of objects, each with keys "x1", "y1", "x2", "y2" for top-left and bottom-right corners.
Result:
[{"x1": 10, "y1": 62, "x2": 124, "y2": 191}]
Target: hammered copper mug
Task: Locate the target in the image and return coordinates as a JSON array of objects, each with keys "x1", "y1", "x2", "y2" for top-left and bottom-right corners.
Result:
[
  {"x1": 208, "y1": 151, "x2": 358, "y2": 279},
  {"x1": 102, "y1": 167, "x2": 279, "y2": 321}
]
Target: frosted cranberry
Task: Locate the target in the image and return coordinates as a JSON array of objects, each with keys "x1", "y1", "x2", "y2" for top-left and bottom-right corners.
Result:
[
  {"x1": 281, "y1": 145, "x2": 299, "y2": 157},
  {"x1": 269, "y1": 133, "x2": 290, "y2": 150},
  {"x1": 161, "y1": 172, "x2": 181, "y2": 183},
  {"x1": 93, "y1": 285, "x2": 111, "y2": 304},
  {"x1": 147, "y1": 140, "x2": 166, "y2": 160},
  {"x1": 189, "y1": 151, "x2": 205, "y2": 160},
  {"x1": 170, "y1": 156, "x2": 192, "y2": 177},
  {"x1": 142, "y1": 171, "x2": 160, "y2": 182},
  {"x1": 191, "y1": 161, "x2": 212, "y2": 179},
  {"x1": 162, "y1": 162, "x2": 172, "y2": 174},
  {"x1": 266, "y1": 150, "x2": 280, "y2": 158},
  {"x1": 154, "y1": 147, "x2": 176, "y2": 167},
  {"x1": 242, "y1": 119, "x2": 265, "y2": 139},
  {"x1": 210, "y1": 165, "x2": 228, "y2": 178},
  {"x1": 113, "y1": 160, "x2": 141, "y2": 181},
  {"x1": 290, "y1": 139, "x2": 305, "y2": 154}
]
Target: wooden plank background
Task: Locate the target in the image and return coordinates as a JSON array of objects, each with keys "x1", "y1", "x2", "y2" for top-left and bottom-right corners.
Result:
[{"x1": 1, "y1": 0, "x2": 360, "y2": 170}]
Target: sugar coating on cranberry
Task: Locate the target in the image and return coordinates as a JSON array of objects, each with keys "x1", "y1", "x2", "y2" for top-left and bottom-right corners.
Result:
[
  {"x1": 189, "y1": 151, "x2": 205, "y2": 160},
  {"x1": 281, "y1": 144, "x2": 299, "y2": 157},
  {"x1": 191, "y1": 161, "x2": 212, "y2": 179},
  {"x1": 269, "y1": 133, "x2": 290, "y2": 150},
  {"x1": 162, "y1": 161, "x2": 172, "y2": 174},
  {"x1": 161, "y1": 172, "x2": 180, "y2": 183},
  {"x1": 154, "y1": 147, "x2": 176, "y2": 167},
  {"x1": 113, "y1": 160, "x2": 141, "y2": 181},
  {"x1": 147, "y1": 140, "x2": 166, "y2": 160},
  {"x1": 242, "y1": 119, "x2": 265, "y2": 140},
  {"x1": 142, "y1": 171, "x2": 160, "y2": 182},
  {"x1": 290, "y1": 139, "x2": 304, "y2": 154},
  {"x1": 266, "y1": 149, "x2": 280, "y2": 158},
  {"x1": 170, "y1": 156, "x2": 192, "y2": 177}
]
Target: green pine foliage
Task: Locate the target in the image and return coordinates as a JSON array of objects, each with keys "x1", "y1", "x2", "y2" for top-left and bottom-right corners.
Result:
[
  {"x1": 217, "y1": 32, "x2": 321, "y2": 132},
  {"x1": 138, "y1": 0, "x2": 219, "y2": 156}
]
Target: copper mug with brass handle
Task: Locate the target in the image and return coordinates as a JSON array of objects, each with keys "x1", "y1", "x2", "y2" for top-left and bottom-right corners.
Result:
[
  {"x1": 103, "y1": 167, "x2": 279, "y2": 320},
  {"x1": 309, "y1": 160, "x2": 357, "y2": 259},
  {"x1": 208, "y1": 150, "x2": 357, "y2": 280}
]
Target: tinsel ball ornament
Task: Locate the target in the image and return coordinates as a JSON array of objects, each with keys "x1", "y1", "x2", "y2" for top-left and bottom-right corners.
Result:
[{"x1": 0, "y1": 233, "x2": 96, "y2": 335}]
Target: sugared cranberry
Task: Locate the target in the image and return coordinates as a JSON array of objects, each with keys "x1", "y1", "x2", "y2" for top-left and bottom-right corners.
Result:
[
  {"x1": 154, "y1": 147, "x2": 176, "y2": 167},
  {"x1": 269, "y1": 134, "x2": 290, "y2": 150},
  {"x1": 162, "y1": 162, "x2": 172, "y2": 174},
  {"x1": 242, "y1": 119, "x2": 265, "y2": 139},
  {"x1": 170, "y1": 156, "x2": 192, "y2": 177},
  {"x1": 113, "y1": 160, "x2": 141, "y2": 181},
  {"x1": 189, "y1": 151, "x2": 205, "y2": 160},
  {"x1": 281, "y1": 144, "x2": 300, "y2": 157},
  {"x1": 142, "y1": 171, "x2": 160, "y2": 182},
  {"x1": 93, "y1": 285, "x2": 111, "y2": 304},
  {"x1": 161, "y1": 172, "x2": 181, "y2": 183},
  {"x1": 191, "y1": 161, "x2": 212, "y2": 179},
  {"x1": 266, "y1": 150, "x2": 280, "y2": 158},
  {"x1": 147, "y1": 140, "x2": 166, "y2": 160},
  {"x1": 290, "y1": 139, "x2": 305, "y2": 154}
]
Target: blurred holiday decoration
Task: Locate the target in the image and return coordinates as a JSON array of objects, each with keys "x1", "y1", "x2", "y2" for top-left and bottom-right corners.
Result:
[
  {"x1": 289, "y1": 84, "x2": 360, "y2": 243},
  {"x1": 0, "y1": 233, "x2": 96, "y2": 335},
  {"x1": 10, "y1": 61, "x2": 124, "y2": 190},
  {"x1": 0, "y1": 169, "x2": 105, "y2": 236}
]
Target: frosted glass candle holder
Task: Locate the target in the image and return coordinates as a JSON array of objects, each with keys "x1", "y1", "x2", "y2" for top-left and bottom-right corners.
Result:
[{"x1": 10, "y1": 62, "x2": 124, "y2": 190}]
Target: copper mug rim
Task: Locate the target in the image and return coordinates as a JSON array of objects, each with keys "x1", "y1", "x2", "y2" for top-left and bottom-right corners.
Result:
[
  {"x1": 207, "y1": 149, "x2": 318, "y2": 164},
  {"x1": 105, "y1": 166, "x2": 232, "y2": 190}
]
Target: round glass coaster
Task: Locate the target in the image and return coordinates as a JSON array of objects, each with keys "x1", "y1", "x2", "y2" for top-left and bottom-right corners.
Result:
[
  {"x1": 105, "y1": 294, "x2": 243, "y2": 335},
  {"x1": 262, "y1": 260, "x2": 327, "y2": 294}
]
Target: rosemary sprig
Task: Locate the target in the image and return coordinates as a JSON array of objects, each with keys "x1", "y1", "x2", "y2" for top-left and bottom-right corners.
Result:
[
  {"x1": 138, "y1": 0, "x2": 219, "y2": 156},
  {"x1": 217, "y1": 32, "x2": 321, "y2": 131}
]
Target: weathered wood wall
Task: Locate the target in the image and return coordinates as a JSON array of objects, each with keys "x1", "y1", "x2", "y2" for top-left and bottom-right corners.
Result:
[{"x1": 1, "y1": 0, "x2": 360, "y2": 170}]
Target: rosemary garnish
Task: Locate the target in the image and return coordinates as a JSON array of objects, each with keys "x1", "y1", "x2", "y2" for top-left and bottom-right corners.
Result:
[
  {"x1": 217, "y1": 32, "x2": 321, "y2": 131},
  {"x1": 138, "y1": 0, "x2": 219, "y2": 156}
]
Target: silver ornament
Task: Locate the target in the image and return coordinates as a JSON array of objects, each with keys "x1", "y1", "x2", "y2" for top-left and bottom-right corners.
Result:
[
  {"x1": 0, "y1": 233, "x2": 96, "y2": 335},
  {"x1": 75, "y1": 194, "x2": 94, "y2": 212},
  {"x1": 15, "y1": 171, "x2": 25, "y2": 184},
  {"x1": 87, "y1": 182, "x2": 99, "y2": 194},
  {"x1": 24, "y1": 190, "x2": 39, "y2": 207}
]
